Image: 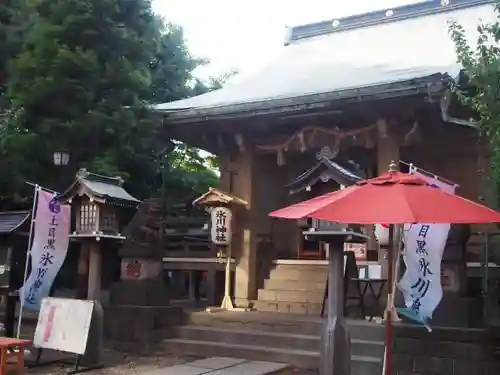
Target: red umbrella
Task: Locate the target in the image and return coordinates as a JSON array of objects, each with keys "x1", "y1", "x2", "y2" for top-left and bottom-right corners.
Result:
[
  {"x1": 270, "y1": 170, "x2": 500, "y2": 224},
  {"x1": 269, "y1": 167, "x2": 500, "y2": 375}
]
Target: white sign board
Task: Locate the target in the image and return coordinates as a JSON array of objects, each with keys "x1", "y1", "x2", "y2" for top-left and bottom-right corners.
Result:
[
  {"x1": 33, "y1": 297, "x2": 94, "y2": 355},
  {"x1": 210, "y1": 207, "x2": 232, "y2": 245}
]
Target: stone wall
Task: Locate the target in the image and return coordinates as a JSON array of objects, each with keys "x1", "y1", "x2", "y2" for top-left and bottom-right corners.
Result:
[
  {"x1": 393, "y1": 324, "x2": 498, "y2": 375},
  {"x1": 104, "y1": 305, "x2": 183, "y2": 353}
]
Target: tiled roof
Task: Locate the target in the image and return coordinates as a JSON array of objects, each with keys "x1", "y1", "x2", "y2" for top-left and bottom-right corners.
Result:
[
  {"x1": 57, "y1": 169, "x2": 141, "y2": 208},
  {"x1": 0, "y1": 211, "x2": 30, "y2": 234},
  {"x1": 152, "y1": 0, "x2": 494, "y2": 120},
  {"x1": 286, "y1": 157, "x2": 362, "y2": 194}
]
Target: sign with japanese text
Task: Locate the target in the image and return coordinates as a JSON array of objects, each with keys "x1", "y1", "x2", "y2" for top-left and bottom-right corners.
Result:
[
  {"x1": 343, "y1": 243, "x2": 366, "y2": 260},
  {"x1": 120, "y1": 258, "x2": 162, "y2": 280},
  {"x1": 33, "y1": 297, "x2": 93, "y2": 355},
  {"x1": 210, "y1": 207, "x2": 232, "y2": 245},
  {"x1": 121, "y1": 259, "x2": 143, "y2": 280},
  {"x1": 398, "y1": 171, "x2": 456, "y2": 322},
  {"x1": 20, "y1": 190, "x2": 70, "y2": 311}
]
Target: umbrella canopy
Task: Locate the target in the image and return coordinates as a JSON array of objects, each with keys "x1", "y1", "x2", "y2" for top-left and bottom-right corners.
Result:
[{"x1": 269, "y1": 171, "x2": 500, "y2": 224}]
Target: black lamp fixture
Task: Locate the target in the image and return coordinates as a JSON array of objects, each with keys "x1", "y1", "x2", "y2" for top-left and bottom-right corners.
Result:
[{"x1": 53, "y1": 150, "x2": 70, "y2": 166}]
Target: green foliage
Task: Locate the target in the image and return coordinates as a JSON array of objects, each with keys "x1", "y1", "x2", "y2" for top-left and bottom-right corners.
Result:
[
  {"x1": 161, "y1": 142, "x2": 219, "y2": 206},
  {"x1": 150, "y1": 22, "x2": 206, "y2": 104},
  {"x1": 449, "y1": 2, "x2": 500, "y2": 205},
  {"x1": 0, "y1": 0, "x2": 224, "y2": 210},
  {"x1": 0, "y1": 0, "x2": 26, "y2": 109}
]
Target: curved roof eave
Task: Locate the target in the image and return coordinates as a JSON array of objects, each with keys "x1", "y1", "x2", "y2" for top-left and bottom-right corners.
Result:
[{"x1": 158, "y1": 71, "x2": 453, "y2": 123}]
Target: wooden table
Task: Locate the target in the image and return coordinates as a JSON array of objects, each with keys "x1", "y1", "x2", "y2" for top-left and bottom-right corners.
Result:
[{"x1": 0, "y1": 337, "x2": 32, "y2": 375}]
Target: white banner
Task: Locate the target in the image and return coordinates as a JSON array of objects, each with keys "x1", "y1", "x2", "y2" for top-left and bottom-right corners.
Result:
[
  {"x1": 20, "y1": 190, "x2": 70, "y2": 311},
  {"x1": 398, "y1": 170, "x2": 456, "y2": 321}
]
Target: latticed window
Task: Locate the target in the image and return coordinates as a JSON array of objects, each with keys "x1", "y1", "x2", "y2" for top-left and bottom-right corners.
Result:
[
  {"x1": 78, "y1": 203, "x2": 97, "y2": 232},
  {"x1": 101, "y1": 208, "x2": 117, "y2": 232}
]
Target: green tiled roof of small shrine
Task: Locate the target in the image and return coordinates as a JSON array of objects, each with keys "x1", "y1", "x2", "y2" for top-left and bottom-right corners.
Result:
[{"x1": 57, "y1": 168, "x2": 141, "y2": 208}]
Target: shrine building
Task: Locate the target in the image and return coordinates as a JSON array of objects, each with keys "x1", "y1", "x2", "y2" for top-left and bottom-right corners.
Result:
[{"x1": 153, "y1": 0, "x2": 498, "y2": 322}]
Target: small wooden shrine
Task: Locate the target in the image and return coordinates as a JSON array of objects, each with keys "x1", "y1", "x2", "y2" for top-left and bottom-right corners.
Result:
[
  {"x1": 58, "y1": 168, "x2": 141, "y2": 240},
  {"x1": 285, "y1": 147, "x2": 362, "y2": 196},
  {"x1": 0, "y1": 211, "x2": 30, "y2": 289},
  {"x1": 0, "y1": 211, "x2": 30, "y2": 337}
]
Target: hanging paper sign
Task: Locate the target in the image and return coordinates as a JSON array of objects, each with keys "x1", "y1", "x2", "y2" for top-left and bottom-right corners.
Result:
[
  {"x1": 398, "y1": 170, "x2": 456, "y2": 324},
  {"x1": 344, "y1": 243, "x2": 367, "y2": 260},
  {"x1": 440, "y1": 266, "x2": 458, "y2": 292},
  {"x1": 375, "y1": 224, "x2": 389, "y2": 246},
  {"x1": 374, "y1": 224, "x2": 390, "y2": 245},
  {"x1": 210, "y1": 207, "x2": 232, "y2": 245}
]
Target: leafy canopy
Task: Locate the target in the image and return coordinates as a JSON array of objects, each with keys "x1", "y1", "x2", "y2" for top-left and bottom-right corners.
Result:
[
  {"x1": 0, "y1": 0, "x2": 223, "y2": 209},
  {"x1": 449, "y1": 2, "x2": 500, "y2": 205}
]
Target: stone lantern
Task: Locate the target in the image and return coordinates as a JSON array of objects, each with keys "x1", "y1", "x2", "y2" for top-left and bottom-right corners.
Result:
[
  {"x1": 57, "y1": 168, "x2": 140, "y2": 300},
  {"x1": 193, "y1": 187, "x2": 248, "y2": 312}
]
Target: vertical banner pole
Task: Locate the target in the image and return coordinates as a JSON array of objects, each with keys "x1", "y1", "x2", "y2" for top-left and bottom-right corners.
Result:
[{"x1": 17, "y1": 185, "x2": 40, "y2": 338}]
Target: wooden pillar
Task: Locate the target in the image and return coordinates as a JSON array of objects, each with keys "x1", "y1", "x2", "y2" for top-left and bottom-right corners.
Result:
[
  {"x1": 87, "y1": 243, "x2": 101, "y2": 301},
  {"x1": 206, "y1": 269, "x2": 216, "y2": 306},
  {"x1": 76, "y1": 244, "x2": 89, "y2": 299},
  {"x1": 377, "y1": 120, "x2": 399, "y2": 278},
  {"x1": 225, "y1": 152, "x2": 258, "y2": 307}
]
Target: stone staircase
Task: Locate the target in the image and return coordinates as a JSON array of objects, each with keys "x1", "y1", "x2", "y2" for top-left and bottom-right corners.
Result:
[
  {"x1": 253, "y1": 263, "x2": 328, "y2": 315},
  {"x1": 163, "y1": 310, "x2": 384, "y2": 374}
]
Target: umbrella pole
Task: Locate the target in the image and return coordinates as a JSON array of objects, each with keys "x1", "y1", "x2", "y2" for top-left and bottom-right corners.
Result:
[
  {"x1": 390, "y1": 225, "x2": 403, "y2": 322},
  {"x1": 384, "y1": 224, "x2": 395, "y2": 375}
]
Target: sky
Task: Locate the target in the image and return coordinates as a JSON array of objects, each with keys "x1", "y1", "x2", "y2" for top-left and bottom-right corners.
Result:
[{"x1": 152, "y1": 0, "x2": 420, "y2": 81}]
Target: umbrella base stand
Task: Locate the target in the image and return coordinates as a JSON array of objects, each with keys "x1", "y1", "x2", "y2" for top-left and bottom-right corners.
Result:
[
  {"x1": 384, "y1": 306, "x2": 401, "y2": 322},
  {"x1": 320, "y1": 318, "x2": 351, "y2": 375},
  {"x1": 304, "y1": 232, "x2": 357, "y2": 375}
]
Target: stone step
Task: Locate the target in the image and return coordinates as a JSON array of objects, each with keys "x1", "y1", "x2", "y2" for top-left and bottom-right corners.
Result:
[
  {"x1": 185, "y1": 311, "x2": 386, "y2": 341},
  {"x1": 264, "y1": 279, "x2": 326, "y2": 292},
  {"x1": 258, "y1": 289, "x2": 324, "y2": 304},
  {"x1": 174, "y1": 325, "x2": 320, "y2": 351},
  {"x1": 163, "y1": 338, "x2": 382, "y2": 373},
  {"x1": 351, "y1": 339, "x2": 385, "y2": 358},
  {"x1": 173, "y1": 325, "x2": 385, "y2": 357},
  {"x1": 272, "y1": 264, "x2": 328, "y2": 272},
  {"x1": 253, "y1": 300, "x2": 323, "y2": 315},
  {"x1": 268, "y1": 268, "x2": 327, "y2": 282}
]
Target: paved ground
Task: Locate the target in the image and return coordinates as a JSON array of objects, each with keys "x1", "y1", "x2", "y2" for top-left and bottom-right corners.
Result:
[{"x1": 143, "y1": 357, "x2": 289, "y2": 375}]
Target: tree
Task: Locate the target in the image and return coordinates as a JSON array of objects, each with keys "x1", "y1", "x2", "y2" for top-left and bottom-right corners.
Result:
[
  {"x1": 0, "y1": 0, "x2": 26, "y2": 109},
  {"x1": 0, "y1": 0, "x2": 226, "y2": 209},
  {"x1": 3, "y1": 0, "x2": 189, "y2": 203},
  {"x1": 150, "y1": 21, "x2": 206, "y2": 104},
  {"x1": 449, "y1": 3, "x2": 500, "y2": 205}
]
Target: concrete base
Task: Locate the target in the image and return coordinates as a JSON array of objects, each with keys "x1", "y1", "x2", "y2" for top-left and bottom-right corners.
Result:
[
  {"x1": 109, "y1": 280, "x2": 170, "y2": 306},
  {"x1": 104, "y1": 305, "x2": 182, "y2": 353},
  {"x1": 431, "y1": 295, "x2": 483, "y2": 328},
  {"x1": 206, "y1": 306, "x2": 252, "y2": 313},
  {"x1": 146, "y1": 357, "x2": 289, "y2": 375},
  {"x1": 392, "y1": 323, "x2": 497, "y2": 375}
]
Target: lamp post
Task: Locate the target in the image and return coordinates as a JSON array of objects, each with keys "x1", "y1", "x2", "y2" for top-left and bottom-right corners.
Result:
[{"x1": 53, "y1": 150, "x2": 70, "y2": 167}]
